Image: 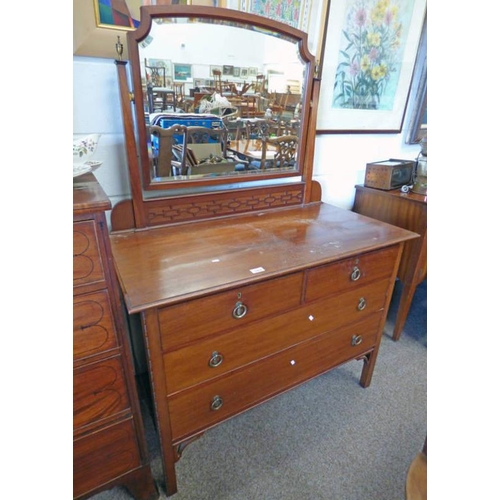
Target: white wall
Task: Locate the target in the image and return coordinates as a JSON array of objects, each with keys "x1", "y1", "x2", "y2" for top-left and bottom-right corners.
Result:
[{"x1": 73, "y1": 55, "x2": 421, "y2": 211}]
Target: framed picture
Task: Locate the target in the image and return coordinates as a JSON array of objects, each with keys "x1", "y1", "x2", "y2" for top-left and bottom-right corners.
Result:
[
  {"x1": 405, "y1": 15, "x2": 427, "y2": 144},
  {"x1": 223, "y1": 65, "x2": 234, "y2": 76},
  {"x1": 248, "y1": 67, "x2": 258, "y2": 77},
  {"x1": 240, "y1": 68, "x2": 248, "y2": 78},
  {"x1": 146, "y1": 58, "x2": 173, "y2": 77},
  {"x1": 233, "y1": 67, "x2": 241, "y2": 78},
  {"x1": 74, "y1": 0, "x2": 182, "y2": 59},
  {"x1": 174, "y1": 63, "x2": 192, "y2": 80},
  {"x1": 239, "y1": 0, "x2": 312, "y2": 31},
  {"x1": 317, "y1": 0, "x2": 427, "y2": 133}
]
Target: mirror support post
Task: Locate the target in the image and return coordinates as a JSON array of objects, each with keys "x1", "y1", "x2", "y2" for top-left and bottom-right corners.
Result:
[
  {"x1": 303, "y1": 78, "x2": 321, "y2": 203},
  {"x1": 116, "y1": 60, "x2": 146, "y2": 229}
]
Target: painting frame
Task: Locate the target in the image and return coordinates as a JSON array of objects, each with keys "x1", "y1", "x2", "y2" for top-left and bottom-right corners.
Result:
[
  {"x1": 316, "y1": 0, "x2": 427, "y2": 133},
  {"x1": 405, "y1": 14, "x2": 427, "y2": 144},
  {"x1": 174, "y1": 63, "x2": 192, "y2": 81},
  {"x1": 74, "y1": 1, "x2": 184, "y2": 59}
]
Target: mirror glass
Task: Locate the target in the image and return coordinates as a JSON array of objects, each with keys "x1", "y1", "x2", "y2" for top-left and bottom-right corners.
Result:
[{"x1": 130, "y1": 12, "x2": 312, "y2": 188}]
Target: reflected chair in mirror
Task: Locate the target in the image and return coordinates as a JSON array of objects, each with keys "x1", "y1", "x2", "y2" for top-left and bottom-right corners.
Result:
[
  {"x1": 150, "y1": 125, "x2": 188, "y2": 177},
  {"x1": 254, "y1": 74, "x2": 266, "y2": 94},
  {"x1": 212, "y1": 69, "x2": 223, "y2": 94},
  {"x1": 243, "y1": 119, "x2": 277, "y2": 153},
  {"x1": 249, "y1": 134, "x2": 298, "y2": 170},
  {"x1": 173, "y1": 82, "x2": 188, "y2": 111},
  {"x1": 185, "y1": 126, "x2": 248, "y2": 174},
  {"x1": 145, "y1": 61, "x2": 176, "y2": 112},
  {"x1": 269, "y1": 92, "x2": 289, "y2": 118}
]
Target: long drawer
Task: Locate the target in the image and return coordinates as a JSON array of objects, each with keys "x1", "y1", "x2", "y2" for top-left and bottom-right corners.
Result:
[
  {"x1": 164, "y1": 279, "x2": 390, "y2": 395},
  {"x1": 158, "y1": 272, "x2": 303, "y2": 351},
  {"x1": 73, "y1": 418, "x2": 142, "y2": 498},
  {"x1": 167, "y1": 314, "x2": 382, "y2": 442},
  {"x1": 73, "y1": 289, "x2": 119, "y2": 362},
  {"x1": 73, "y1": 355, "x2": 130, "y2": 432},
  {"x1": 305, "y1": 245, "x2": 399, "y2": 302}
]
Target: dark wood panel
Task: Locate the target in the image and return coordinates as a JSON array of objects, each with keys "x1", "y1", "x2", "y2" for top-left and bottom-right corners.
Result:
[
  {"x1": 73, "y1": 290, "x2": 119, "y2": 362},
  {"x1": 304, "y1": 245, "x2": 399, "y2": 302},
  {"x1": 73, "y1": 419, "x2": 141, "y2": 498},
  {"x1": 74, "y1": 355, "x2": 130, "y2": 431},
  {"x1": 73, "y1": 220, "x2": 106, "y2": 287}
]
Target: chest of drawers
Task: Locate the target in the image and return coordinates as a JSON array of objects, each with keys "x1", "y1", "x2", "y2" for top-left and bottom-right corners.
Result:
[
  {"x1": 73, "y1": 174, "x2": 158, "y2": 500},
  {"x1": 110, "y1": 202, "x2": 417, "y2": 496}
]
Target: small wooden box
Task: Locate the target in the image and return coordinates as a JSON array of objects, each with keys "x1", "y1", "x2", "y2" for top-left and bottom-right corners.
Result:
[{"x1": 364, "y1": 159, "x2": 414, "y2": 190}]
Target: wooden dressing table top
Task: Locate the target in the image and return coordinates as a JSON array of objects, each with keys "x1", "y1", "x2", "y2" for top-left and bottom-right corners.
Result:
[{"x1": 110, "y1": 202, "x2": 418, "y2": 313}]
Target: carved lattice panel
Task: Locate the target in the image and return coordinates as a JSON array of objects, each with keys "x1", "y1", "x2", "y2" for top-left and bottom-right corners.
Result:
[{"x1": 146, "y1": 184, "x2": 305, "y2": 226}]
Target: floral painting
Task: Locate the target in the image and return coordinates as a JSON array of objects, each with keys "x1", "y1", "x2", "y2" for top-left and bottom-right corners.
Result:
[
  {"x1": 332, "y1": 0, "x2": 416, "y2": 111},
  {"x1": 316, "y1": 0, "x2": 425, "y2": 131}
]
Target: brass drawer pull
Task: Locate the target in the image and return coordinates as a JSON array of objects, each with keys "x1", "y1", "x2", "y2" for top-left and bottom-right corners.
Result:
[
  {"x1": 351, "y1": 335, "x2": 363, "y2": 346},
  {"x1": 232, "y1": 301, "x2": 248, "y2": 319},
  {"x1": 351, "y1": 266, "x2": 361, "y2": 281},
  {"x1": 208, "y1": 351, "x2": 224, "y2": 368},
  {"x1": 357, "y1": 297, "x2": 367, "y2": 311},
  {"x1": 210, "y1": 395, "x2": 224, "y2": 411}
]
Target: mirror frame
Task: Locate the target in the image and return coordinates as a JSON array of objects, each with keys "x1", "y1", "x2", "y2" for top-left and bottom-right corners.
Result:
[{"x1": 126, "y1": 5, "x2": 315, "y2": 191}]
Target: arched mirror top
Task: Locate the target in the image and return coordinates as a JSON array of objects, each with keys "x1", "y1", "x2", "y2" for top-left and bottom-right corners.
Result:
[{"x1": 126, "y1": 5, "x2": 315, "y2": 191}]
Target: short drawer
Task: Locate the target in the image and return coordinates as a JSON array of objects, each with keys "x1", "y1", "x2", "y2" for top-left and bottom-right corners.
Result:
[
  {"x1": 305, "y1": 245, "x2": 399, "y2": 302},
  {"x1": 158, "y1": 272, "x2": 303, "y2": 351},
  {"x1": 74, "y1": 290, "x2": 119, "y2": 361},
  {"x1": 164, "y1": 279, "x2": 390, "y2": 395},
  {"x1": 74, "y1": 220, "x2": 106, "y2": 287},
  {"x1": 74, "y1": 355, "x2": 130, "y2": 431},
  {"x1": 167, "y1": 314, "x2": 382, "y2": 442},
  {"x1": 73, "y1": 418, "x2": 141, "y2": 498}
]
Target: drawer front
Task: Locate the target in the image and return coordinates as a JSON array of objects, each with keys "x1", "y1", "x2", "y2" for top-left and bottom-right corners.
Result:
[
  {"x1": 74, "y1": 220, "x2": 106, "y2": 287},
  {"x1": 74, "y1": 355, "x2": 130, "y2": 431},
  {"x1": 305, "y1": 246, "x2": 399, "y2": 302},
  {"x1": 159, "y1": 272, "x2": 303, "y2": 351},
  {"x1": 74, "y1": 290, "x2": 119, "y2": 361},
  {"x1": 73, "y1": 418, "x2": 141, "y2": 498},
  {"x1": 164, "y1": 279, "x2": 390, "y2": 395},
  {"x1": 167, "y1": 314, "x2": 381, "y2": 442}
]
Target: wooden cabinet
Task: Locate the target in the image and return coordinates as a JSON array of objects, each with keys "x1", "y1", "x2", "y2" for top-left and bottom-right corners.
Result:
[
  {"x1": 73, "y1": 173, "x2": 158, "y2": 500},
  {"x1": 352, "y1": 185, "x2": 427, "y2": 340},
  {"x1": 110, "y1": 202, "x2": 417, "y2": 496}
]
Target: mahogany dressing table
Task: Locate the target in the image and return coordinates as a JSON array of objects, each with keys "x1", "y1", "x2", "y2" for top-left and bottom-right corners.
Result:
[{"x1": 108, "y1": 6, "x2": 419, "y2": 495}]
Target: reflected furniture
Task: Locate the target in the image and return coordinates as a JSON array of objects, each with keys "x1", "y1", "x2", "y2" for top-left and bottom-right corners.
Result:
[
  {"x1": 150, "y1": 124, "x2": 187, "y2": 177},
  {"x1": 352, "y1": 185, "x2": 427, "y2": 340},
  {"x1": 73, "y1": 173, "x2": 157, "y2": 500},
  {"x1": 109, "y1": 5, "x2": 419, "y2": 496}
]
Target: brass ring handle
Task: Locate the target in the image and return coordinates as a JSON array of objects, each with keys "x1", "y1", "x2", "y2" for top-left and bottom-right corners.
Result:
[
  {"x1": 232, "y1": 301, "x2": 248, "y2": 319},
  {"x1": 210, "y1": 395, "x2": 224, "y2": 411},
  {"x1": 357, "y1": 297, "x2": 367, "y2": 311},
  {"x1": 351, "y1": 335, "x2": 363, "y2": 346},
  {"x1": 208, "y1": 351, "x2": 224, "y2": 368},
  {"x1": 351, "y1": 266, "x2": 361, "y2": 281}
]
